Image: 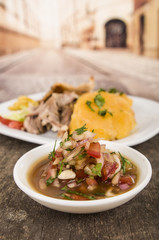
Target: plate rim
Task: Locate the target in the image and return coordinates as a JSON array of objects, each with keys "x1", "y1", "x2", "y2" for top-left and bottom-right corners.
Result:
[{"x1": 0, "y1": 93, "x2": 159, "y2": 146}]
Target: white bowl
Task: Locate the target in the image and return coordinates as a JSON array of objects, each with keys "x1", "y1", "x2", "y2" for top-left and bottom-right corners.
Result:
[{"x1": 13, "y1": 141, "x2": 152, "y2": 214}]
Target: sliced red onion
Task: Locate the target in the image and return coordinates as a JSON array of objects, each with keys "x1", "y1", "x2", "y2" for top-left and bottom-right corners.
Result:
[
  {"x1": 119, "y1": 183, "x2": 130, "y2": 190},
  {"x1": 96, "y1": 153, "x2": 104, "y2": 167}
]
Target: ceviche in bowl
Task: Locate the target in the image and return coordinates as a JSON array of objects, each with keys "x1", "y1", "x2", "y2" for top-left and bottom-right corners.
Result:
[{"x1": 13, "y1": 125, "x2": 152, "y2": 213}]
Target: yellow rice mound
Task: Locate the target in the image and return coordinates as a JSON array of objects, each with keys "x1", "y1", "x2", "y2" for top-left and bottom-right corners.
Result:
[{"x1": 69, "y1": 91, "x2": 136, "y2": 140}]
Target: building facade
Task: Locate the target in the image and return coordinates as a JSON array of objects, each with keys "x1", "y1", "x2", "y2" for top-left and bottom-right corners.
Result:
[
  {"x1": 58, "y1": 0, "x2": 134, "y2": 49},
  {"x1": 0, "y1": 0, "x2": 42, "y2": 55},
  {"x1": 132, "y1": 0, "x2": 159, "y2": 58}
]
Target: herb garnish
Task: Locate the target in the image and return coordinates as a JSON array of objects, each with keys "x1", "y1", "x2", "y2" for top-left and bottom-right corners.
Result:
[
  {"x1": 61, "y1": 193, "x2": 72, "y2": 200},
  {"x1": 66, "y1": 190, "x2": 96, "y2": 200},
  {"x1": 60, "y1": 141, "x2": 63, "y2": 147},
  {"x1": 58, "y1": 159, "x2": 65, "y2": 176},
  {"x1": 48, "y1": 140, "x2": 57, "y2": 161},
  {"x1": 73, "y1": 147, "x2": 85, "y2": 158},
  {"x1": 92, "y1": 163, "x2": 102, "y2": 177},
  {"x1": 119, "y1": 152, "x2": 132, "y2": 175},
  {"x1": 46, "y1": 177, "x2": 56, "y2": 186},
  {"x1": 98, "y1": 88, "x2": 106, "y2": 93},
  {"x1": 61, "y1": 185, "x2": 68, "y2": 191},
  {"x1": 78, "y1": 152, "x2": 87, "y2": 160},
  {"x1": 86, "y1": 101, "x2": 95, "y2": 112},
  {"x1": 109, "y1": 88, "x2": 124, "y2": 95},
  {"x1": 64, "y1": 134, "x2": 72, "y2": 142},
  {"x1": 94, "y1": 93, "x2": 105, "y2": 108},
  {"x1": 75, "y1": 124, "x2": 87, "y2": 135},
  {"x1": 98, "y1": 109, "x2": 107, "y2": 117}
]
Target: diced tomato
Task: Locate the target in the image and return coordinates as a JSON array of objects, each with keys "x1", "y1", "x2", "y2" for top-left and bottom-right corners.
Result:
[
  {"x1": 119, "y1": 175, "x2": 134, "y2": 185},
  {"x1": 102, "y1": 161, "x2": 117, "y2": 181},
  {"x1": 87, "y1": 142, "x2": 101, "y2": 158},
  {"x1": 55, "y1": 151, "x2": 63, "y2": 158},
  {"x1": 76, "y1": 169, "x2": 88, "y2": 179},
  {"x1": 86, "y1": 177, "x2": 97, "y2": 186},
  {"x1": 0, "y1": 116, "x2": 23, "y2": 130}
]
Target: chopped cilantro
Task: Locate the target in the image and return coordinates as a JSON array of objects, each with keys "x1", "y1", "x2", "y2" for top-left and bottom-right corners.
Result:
[
  {"x1": 94, "y1": 94, "x2": 105, "y2": 108},
  {"x1": 92, "y1": 163, "x2": 102, "y2": 177},
  {"x1": 46, "y1": 177, "x2": 56, "y2": 186},
  {"x1": 61, "y1": 185, "x2": 68, "y2": 191},
  {"x1": 119, "y1": 152, "x2": 132, "y2": 175},
  {"x1": 66, "y1": 190, "x2": 96, "y2": 200},
  {"x1": 58, "y1": 159, "x2": 65, "y2": 176},
  {"x1": 109, "y1": 88, "x2": 124, "y2": 95},
  {"x1": 65, "y1": 148, "x2": 73, "y2": 151},
  {"x1": 89, "y1": 176, "x2": 94, "y2": 179},
  {"x1": 76, "y1": 179, "x2": 83, "y2": 184},
  {"x1": 98, "y1": 88, "x2": 106, "y2": 93},
  {"x1": 48, "y1": 140, "x2": 57, "y2": 161},
  {"x1": 98, "y1": 109, "x2": 113, "y2": 117},
  {"x1": 73, "y1": 147, "x2": 85, "y2": 158},
  {"x1": 78, "y1": 152, "x2": 87, "y2": 160},
  {"x1": 98, "y1": 109, "x2": 107, "y2": 117},
  {"x1": 64, "y1": 134, "x2": 72, "y2": 142},
  {"x1": 109, "y1": 88, "x2": 118, "y2": 93},
  {"x1": 75, "y1": 124, "x2": 87, "y2": 135},
  {"x1": 86, "y1": 100, "x2": 95, "y2": 112}
]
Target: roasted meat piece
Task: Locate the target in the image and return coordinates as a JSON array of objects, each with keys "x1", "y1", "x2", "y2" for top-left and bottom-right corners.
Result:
[{"x1": 24, "y1": 77, "x2": 94, "y2": 134}]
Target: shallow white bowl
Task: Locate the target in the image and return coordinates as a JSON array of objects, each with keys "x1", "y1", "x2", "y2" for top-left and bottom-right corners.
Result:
[{"x1": 13, "y1": 141, "x2": 152, "y2": 214}]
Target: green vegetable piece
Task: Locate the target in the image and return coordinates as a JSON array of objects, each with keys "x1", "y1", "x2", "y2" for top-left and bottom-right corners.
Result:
[
  {"x1": 58, "y1": 159, "x2": 65, "y2": 176},
  {"x1": 73, "y1": 147, "x2": 85, "y2": 158},
  {"x1": 92, "y1": 163, "x2": 102, "y2": 177},
  {"x1": 98, "y1": 109, "x2": 113, "y2": 117},
  {"x1": 109, "y1": 88, "x2": 118, "y2": 93},
  {"x1": 94, "y1": 94, "x2": 105, "y2": 108},
  {"x1": 64, "y1": 134, "x2": 72, "y2": 142},
  {"x1": 61, "y1": 193, "x2": 72, "y2": 200},
  {"x1": 98, "y1": 109, "x2": 107, "y2": 117},
  {"x1": 76, "y1": 179, "x2": 83, "y2": 184},
  {"x1": 46, "y1": 177, "x2": 56, "y2": 186},
  {"x1": 98, "y1": 88, "x2": 106, "y2": 93},
  {"x1": 48, "y1": 140, "x2": 57, "y2": 161},
  {"x1": 119, "y1": 152, "x2": 132, "y2": 175},
  {"x1": 61, "y1": 185, "x2": 68, "y2": 191},
  {"x1": 60, "y1": 141, "x2": 63, "y2": 147},
  {"x1": 66, "y1": 190, "x2": 96, "y2": 200},
  {"x1": 86, "y1": 100, "x2": 95, "y2": 112},
  {"x1": 78, "y1": 152, "x2": 87, "y2": 160},
  {"x1": 75, "y1": 124, "x2": 87, "y2": 135}
]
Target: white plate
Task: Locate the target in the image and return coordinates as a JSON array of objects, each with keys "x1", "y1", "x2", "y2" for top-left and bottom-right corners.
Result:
[
  {"x1": 13, "y1": 141, "x2": 152, "y2": 213},
  {"x1": 0, "y1": 93, "x2": 159, "y2": 146}
]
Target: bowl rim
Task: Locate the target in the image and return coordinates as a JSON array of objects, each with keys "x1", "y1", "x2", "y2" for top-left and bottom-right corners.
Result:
[{"x1": 13, "y1": 142, "x2": 152, "y2": 208}]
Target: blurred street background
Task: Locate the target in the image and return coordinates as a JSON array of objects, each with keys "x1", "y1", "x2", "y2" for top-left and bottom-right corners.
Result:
[{"x1": 0, "y1": 0, "x2": 159, "y2": 102}]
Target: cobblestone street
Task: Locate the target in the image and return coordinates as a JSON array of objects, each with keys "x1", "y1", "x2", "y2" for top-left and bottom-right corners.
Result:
[{"x1": 0, "y1": 48, "x2": 159, "y2": 102}]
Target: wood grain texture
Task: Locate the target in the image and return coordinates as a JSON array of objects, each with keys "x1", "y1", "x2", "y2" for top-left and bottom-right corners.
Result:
[{"x1": 0, "y1": 49, "x2": 158, "y2": 240}]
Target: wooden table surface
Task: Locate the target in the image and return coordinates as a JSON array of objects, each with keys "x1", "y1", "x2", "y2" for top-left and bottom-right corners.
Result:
[{"x1": 0, "y1": 49, "x2": 159, "y2": 240}]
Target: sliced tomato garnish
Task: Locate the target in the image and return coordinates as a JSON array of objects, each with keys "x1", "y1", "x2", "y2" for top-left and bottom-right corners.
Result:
[
  {"x1": 119, "y1": 175, "x2": 134, "y2": 185},
  {"x1": 87, "y1": 142, "x2": 101, "y2": 158},
  {"x1": 0, "y1": 116, "x2": 23, "y2": 129},
  {"x1": 102, "y1": 161, "x2": 117, "y2": 181}
]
